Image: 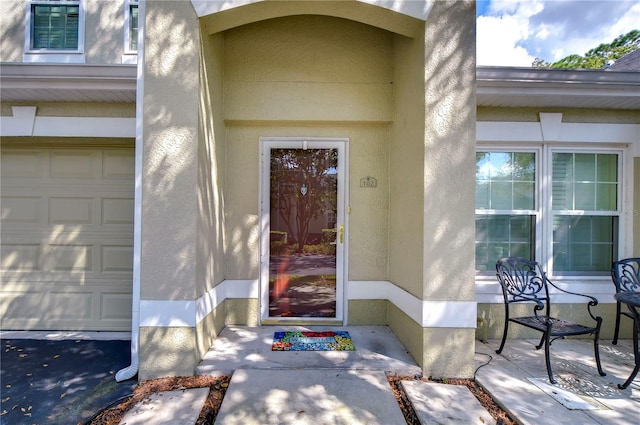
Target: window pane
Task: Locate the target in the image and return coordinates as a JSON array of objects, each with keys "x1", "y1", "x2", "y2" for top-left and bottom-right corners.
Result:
[
  {"x1": 513, "y1": 182, "x2": 534, "y2": 210},
  {"x1": 129, "y1": 4, "x2": 138, "y2": 51},
  {"x1": 575, "y1": 154, "x2": 595, "y2": 181},
  {"x1": 513, "y1": 152, "x2": 535, "y2": 181},
  {"x1": 552, "y1": 215, "x2": 616, "y2": 274},
  {"x1": 475, "y1": 215, "x2": 533, "y2": 272},
  {"x1": 597, "y1": 155, "x2": 617, "y2": 182},
  {"x1": 490, "y1": 182, "x2": 512, "y2": 210},
  {"x1": 596, "y1": 183, "x2": 617, "y2": 211},
  {"x1": 552, "y1": 153, "x2": 618, "y2": 212},
  {"x1": 475, "y1": 181, "x2": 489, "y2": 209},
  {"x1": 475, "y1": 152, "x2": 535, "y2": 211},
  {"x1": 490, "y1": 153, "x2": 512, "y2": 181},
  {"x1": 31, "y1": 5, "x2": 79, "y2": 50},
  {"x1": 575, "y1": 182, "x2": 596, "y2": 210}
]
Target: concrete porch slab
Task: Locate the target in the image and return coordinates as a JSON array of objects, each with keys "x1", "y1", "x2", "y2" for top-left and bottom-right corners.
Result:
[
  {"x1": 402, "y1": 380, "x2": 496, "y2": 425},
  {"x1": 196, "y1": 325, "x2": 422, "y2": 377},
  {"x1": 214, "y1": 369, "x2": 406, "y2": 425},
  {"x1": 119, "y1": 387, "x2": 209, "y2": 425}
]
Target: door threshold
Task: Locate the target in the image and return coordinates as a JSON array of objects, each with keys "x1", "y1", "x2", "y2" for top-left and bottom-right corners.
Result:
[{"x1": 261, "y1": 319, "x2": 344, "y2": 326}]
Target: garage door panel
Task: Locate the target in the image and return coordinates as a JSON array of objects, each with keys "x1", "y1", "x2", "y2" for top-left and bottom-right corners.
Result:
[
  {"x1": 48, "y1": 291, "x2": 94, "y2": 319},
  {"x1": 46, "y1": 244, "x2": 94, "y2": 272},
  {"x1": 1, "y1": 290, "x2": 42, "y2": 319},
  {"x1": 1, "y1": 243, "x2": 41, "y2": 271},
  {"x1": 1, "y1": 146, "x2": 134, "y2": 331},
  {"x1": 102, "y1": 198, "x2": 134, "y2": 225},
  {"x1": 101, "y1": 293, "x2": 133, "y2": 320},
  {"x1": 50, "y1": 151, "x2": 98, "y2": 179},
  {"x1": 102, "y1": 245, "x2": 134, "y2": 272},
  {"x1": 1, "y1": 196, "x2": 42, "y2": 223},
  {"x1": 103, "y1": 151, "x2": 135, "y2": 179},
  {"x1": 49, "y1": 197, "x2": 94, "y2": 224},
  {"x1": 1, "y1": 150, "x2": 45, "y2": 178}
]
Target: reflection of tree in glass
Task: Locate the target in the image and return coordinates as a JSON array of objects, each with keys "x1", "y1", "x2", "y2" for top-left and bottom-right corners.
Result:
[
  {"x1": 476, "y1": 152, "x2": 535, "y2": 181},
  {"x1": 271, "y1": 149, "x2": 338, "y2": 252}
]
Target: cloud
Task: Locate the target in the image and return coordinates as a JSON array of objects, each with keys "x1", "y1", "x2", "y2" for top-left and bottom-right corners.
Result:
[{"x1": 477, "y1": 0, "x2": 640, "y2": 67}]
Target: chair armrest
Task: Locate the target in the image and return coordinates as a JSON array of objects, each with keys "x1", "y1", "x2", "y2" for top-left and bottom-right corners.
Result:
[{"x1": 545, "y1": 278, "x2": 600, "y2": 320}]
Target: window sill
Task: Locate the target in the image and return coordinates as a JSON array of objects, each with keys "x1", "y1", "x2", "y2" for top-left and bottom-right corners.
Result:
[{"x1": 23, "y1": 53, "x2": 86, "y2": 64}]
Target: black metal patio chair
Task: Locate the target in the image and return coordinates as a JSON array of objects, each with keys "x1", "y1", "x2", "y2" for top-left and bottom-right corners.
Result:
[
  {"x1": 495, "y1": 257, "x2": 606, "y2": 384},
  {"x1": 611, "y1": 258, "x2": 640, "y2": 345}
]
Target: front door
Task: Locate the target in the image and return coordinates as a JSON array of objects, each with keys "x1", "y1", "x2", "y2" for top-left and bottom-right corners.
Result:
[{"x1": 260, "y1": 138, "x2": 347, "y2": 323}]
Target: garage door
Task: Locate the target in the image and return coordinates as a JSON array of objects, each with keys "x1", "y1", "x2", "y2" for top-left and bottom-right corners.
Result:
[{"x1": 1, "y1": 144, "x2": 134, "y2": 331}]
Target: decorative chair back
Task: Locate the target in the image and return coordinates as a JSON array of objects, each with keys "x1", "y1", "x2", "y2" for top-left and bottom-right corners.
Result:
[
  {"x1": 612, "y1": 258, "x2": 640, "y2": 294},
  {"x1": 496, "y1": 257, "x2": 549, "y2": 307}
]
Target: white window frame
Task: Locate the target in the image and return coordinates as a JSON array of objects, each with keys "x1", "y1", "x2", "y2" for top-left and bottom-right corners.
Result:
[
  {"x1": 475, "y1": 147, "x2": 542, "y2": 273},
  {"x1": 542, "y1": 146, "x2": 624, "y2": 280},
  {"x1": 475, "y1": 143, "x2": 632, "y2": 283},
  {"x1": 23, "y1": 0, "x2": 86, "y2": 63},
  {"x1": 122, "y1": 1, "x2": 139, "y2": 64}
]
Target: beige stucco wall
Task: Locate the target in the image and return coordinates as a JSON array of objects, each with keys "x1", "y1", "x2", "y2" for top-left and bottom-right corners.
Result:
[
  {"x1": 138, "y1": 0, "x2": 204, "y2": 379},
  {"x1": 196, "y1": 30, "x2": 226, "y2": 298},
  {"x1": 388, "y1": 31, "x2": 426, "y2": 298},
  {"x1": 141, "y1": 0, "x2": 200, "y2": 301},
  {"x1": 220, "y1": 15, "x2": 394, "y2": 281},
  {"x1": 0, "y1": 0, "x2": 27, "y2": 62},
  {"x1": 138, "y1": 0, "x2": 476, "y2": 379},
  {"x1": 422, "y1": 0, "x2": 476, "y2": 303},
  {"x1": 224, "y1": 124, "x2": 391, "y2": 281},
  {"x1": 0, "y1": 0, "x2": 132, "y2": 64},
  {"x1": 139, "y1": 326, "x2": 197, "y2": 380}
]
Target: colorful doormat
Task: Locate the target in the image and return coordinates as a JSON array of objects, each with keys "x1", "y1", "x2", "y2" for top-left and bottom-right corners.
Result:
[{"x1": 271, "y1": 331, "x2": 355, "y2": 351}]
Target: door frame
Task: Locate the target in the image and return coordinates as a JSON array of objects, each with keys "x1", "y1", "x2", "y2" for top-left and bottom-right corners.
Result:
[{"x1": 259, "y1": 137, "x2": 349, "y2": 324}]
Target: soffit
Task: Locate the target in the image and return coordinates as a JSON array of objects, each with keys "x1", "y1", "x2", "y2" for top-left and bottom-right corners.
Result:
[
  {"x1": 477, "y1": 66, "x2": 640, "y2": 110},
  {"x1": 0, "y1": 63, "x2": 137, "y2": 103},
  {"x1": 2, "y1": 63, "x2": 637, "y2": 110}
]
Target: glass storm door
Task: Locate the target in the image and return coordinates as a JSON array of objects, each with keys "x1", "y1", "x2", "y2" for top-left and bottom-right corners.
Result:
[{"x1": 260, "y1": 139, "x2": 346, "y2": 323}]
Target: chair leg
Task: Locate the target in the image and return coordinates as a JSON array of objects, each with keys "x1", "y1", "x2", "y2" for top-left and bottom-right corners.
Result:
[
  {"x1": 593, "y1": 326, "x2": 606, "y2": 377},
  {"x1": 613, "y1": 302, "x2": 622, "y2": 345},
  {"x1": 535, "y1": 333, "x2": 545, "y2": 350},
  {"x1": 543, "y1": 331, "x2": 556, "y2": 384},
  {"x1": 496, "y1": 319, "x2": 509, "y2": 354}
]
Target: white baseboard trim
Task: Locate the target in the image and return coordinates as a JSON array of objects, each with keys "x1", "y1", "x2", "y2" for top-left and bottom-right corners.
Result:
[{"x1": 140, "y1": 279, "x2": 476, "y2": 328}]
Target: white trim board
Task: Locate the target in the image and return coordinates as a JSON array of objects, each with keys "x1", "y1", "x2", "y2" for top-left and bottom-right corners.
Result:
[
  {"x1": 139, "y1": 280, "x2": 476, "y2": 329},
  {"x1": 477, "y1": 119, "x2": 640, "y2": 144},
  {"x1": 1, "y1": 106, "x2": 135, "y2": 138}
]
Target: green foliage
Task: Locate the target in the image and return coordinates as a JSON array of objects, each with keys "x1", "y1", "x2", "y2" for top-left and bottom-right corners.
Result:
[
  {"x1": 270, "y1": 230, "x2": 288, "y2": 243},
  {"x1": 271, "y1": 241, "x2": 294, "y2": 255},
  {"x1": 322, "y1": 228, "x2": 337, "y2": 244},
  {"x1": 302, "y1": 243, "x2": 336, "y2": 255},
  {"x1": 532, "y1": 29, "x2": 640, "y2": 69}
]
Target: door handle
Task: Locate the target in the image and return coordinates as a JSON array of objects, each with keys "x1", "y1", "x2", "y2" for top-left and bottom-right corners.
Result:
[{"x1": 339, "y1": 224, "x2": 344, "y2": 244}]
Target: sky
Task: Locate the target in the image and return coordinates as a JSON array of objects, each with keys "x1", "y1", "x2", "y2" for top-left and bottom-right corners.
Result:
[{"x1": 476, "y1": 0, "x2": 640, "y2": 67}]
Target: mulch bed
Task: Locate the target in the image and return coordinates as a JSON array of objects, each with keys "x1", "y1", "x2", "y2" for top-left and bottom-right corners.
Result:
[{"x1": 86, "y1": 375, "x2": 515, "y2": 425}]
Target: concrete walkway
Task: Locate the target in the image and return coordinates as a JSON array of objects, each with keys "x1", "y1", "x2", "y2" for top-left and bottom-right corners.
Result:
[
  {"x1": 475, "y1": 338, "x2": 640, "y2": 425},
  {"x1": 120, "y1": 327, "x2": 640, "y2": 425}
]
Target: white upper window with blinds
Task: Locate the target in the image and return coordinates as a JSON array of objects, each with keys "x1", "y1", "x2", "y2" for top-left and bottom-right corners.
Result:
[{"x1": 25, "y1": 0, "x2": 85, "y2": 56}]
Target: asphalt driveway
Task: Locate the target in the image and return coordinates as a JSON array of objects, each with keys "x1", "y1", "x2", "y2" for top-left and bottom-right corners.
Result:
[{"x1": 1, "y1": 338, "x2": 137, "y2": 425}]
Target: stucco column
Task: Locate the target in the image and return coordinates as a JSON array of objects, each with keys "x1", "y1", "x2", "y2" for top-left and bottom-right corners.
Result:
[
  {"x1": 421, "y1": 0, "x2": 477, "y2": 378},
  {"x1": 138, "y1": 0, "x2": 202, "y2": 380}
]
